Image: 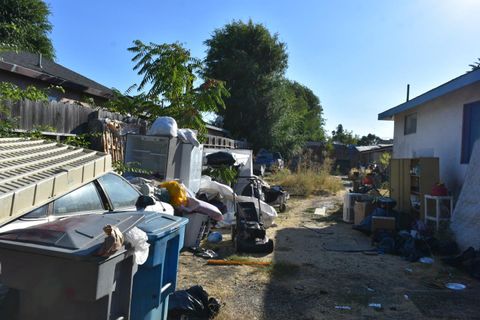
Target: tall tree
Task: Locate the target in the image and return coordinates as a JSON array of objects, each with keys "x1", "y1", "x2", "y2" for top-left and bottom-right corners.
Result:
[
  {"x1": 0, "y1": 0, "x2": 55, "y2": 59},
  {"x1": 357, "y1": 133, "x2": 382, "y2": 146},
  {"x1": 331, "y1": 124, "x2": 358, "y2": 145},
  {"x1": 107, "y1": 41, "x2": 229, "y2": 136},
  {"x1": 204, "y1": 20, "x2": 289, "y2": 150}
]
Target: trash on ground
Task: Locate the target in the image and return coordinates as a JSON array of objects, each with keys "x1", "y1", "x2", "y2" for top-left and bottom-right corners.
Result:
[
  {"x1": 193, "y1": 248, "x2": 218, "y2": 259},
  {"x1": 207, "y1": 231, "x2": 223, "y2": 243},
  {"x1": 314, "y1": 207, "x2": 326, "y2": 216},
  {"x1": 419, "y1": 257, "x2": 434, "y2": 264},
  {"x1": 404, "y1": 294, "x2": 409, "y2": 300},
  {"x1": 404, "y1": 267, "x2": 413, "y2": 273},
  {"x1": 206, "y1": 259, "x2": 271, "y2": 267},
  {"x1": 445, "y1": 283, "x2": 466, "y2": 290},
  {"x1": 368, "y1": 303, "x2": 382, "y2": 309},
  {"x1": 168, "y1": 285, "x2": 220, "y2": 319},
  {"x1": 365, "y1": 285, "x2": 375, "y2": 292},
  {"x1": 335, "y1": 305, "x2": 352, "y2": 310}
]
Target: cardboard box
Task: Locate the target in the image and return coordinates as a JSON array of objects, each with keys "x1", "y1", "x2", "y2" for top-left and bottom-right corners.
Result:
[
  {"x1": 354, "y1": 201, "x2": 374, "y2": 225},
  {"x1": 371, "y1": 216, "x2": 396, "y2": 233}
]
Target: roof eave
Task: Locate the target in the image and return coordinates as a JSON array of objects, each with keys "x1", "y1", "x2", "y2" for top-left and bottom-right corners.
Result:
[
  {"x1": 378, "y1": 68, "x2": 480, "y2": 121},
  {"x1": 0, "y1": 60, "x2": 113, "y2": 99}
]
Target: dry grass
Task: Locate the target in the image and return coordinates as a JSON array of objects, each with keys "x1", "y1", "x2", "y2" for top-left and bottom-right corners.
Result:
[{"x1": 269, "y1": 158, "x2": 342, "y2": 196}]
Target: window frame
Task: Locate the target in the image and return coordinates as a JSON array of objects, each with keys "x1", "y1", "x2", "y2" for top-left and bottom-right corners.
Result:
[
  {"x1": 461, "y1": 101, "x2": 480, "y2": 164},
  {"x1": 51, "y1": 182, "x2": 107, "y2": 217},
  {"x1": 96, "y1": 173, "x2": 141, "y2": 211},
  {"x1": 404, "y1": 112, "x2": 417, "y2": 135}
]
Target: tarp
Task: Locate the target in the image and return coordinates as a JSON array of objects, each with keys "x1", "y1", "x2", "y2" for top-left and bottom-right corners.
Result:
[{"x1": 451, "y1": 140, "x2": 480, "y2": 250}]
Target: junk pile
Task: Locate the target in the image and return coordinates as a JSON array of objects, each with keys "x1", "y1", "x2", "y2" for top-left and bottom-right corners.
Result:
[{"x1": 349, "y1": 194, "x2": 459, "y2": 262}]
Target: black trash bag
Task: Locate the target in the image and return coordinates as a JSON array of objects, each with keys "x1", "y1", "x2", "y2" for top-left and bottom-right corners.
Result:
[
  {"x1": 206, "y1": 152, "x2": 235, "y2": 166},
  {"x1": 168, "y1": 285, "x2": 220, "y2": 320}
]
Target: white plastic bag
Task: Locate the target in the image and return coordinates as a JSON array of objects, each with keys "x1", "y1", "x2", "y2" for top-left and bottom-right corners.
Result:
[
  {"x1": 147, "y1": 116, "x2": 178, "y2": 137},
  {"x1": 125, "y1": 227, "x2": 150, "y2": 265},
  {"x1": 178, "y1": 128, "x2": 200, "y2": 147}
]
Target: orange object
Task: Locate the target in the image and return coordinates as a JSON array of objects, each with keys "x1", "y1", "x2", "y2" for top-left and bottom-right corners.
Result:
[
  {"x1": 159, "y1": 180, "x2": 188, "y2": 207},
  {"x1": 206, "y1": 260, "x2": 271, "y2": 267}
]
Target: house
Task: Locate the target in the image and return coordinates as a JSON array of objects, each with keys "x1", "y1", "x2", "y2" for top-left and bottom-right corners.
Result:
[
  {"x1": 355, "y1": 144, "x2": 393, "y2": 167},
  {"x1": 378, "y1": 68, "x2": 480, "y2": 197},
  {"x1": 0, "y1": 51, "x2": 113, "y2": 104}
]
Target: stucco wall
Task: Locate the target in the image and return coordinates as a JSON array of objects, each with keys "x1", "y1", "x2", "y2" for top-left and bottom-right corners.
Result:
[{"x1": 392, "y1": 82, "x2": 480, "y2": 197}]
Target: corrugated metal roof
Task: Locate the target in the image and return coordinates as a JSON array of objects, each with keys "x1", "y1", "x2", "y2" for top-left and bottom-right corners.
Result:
[
  {"x1": 378, "y1": 68, "x2": 480, "y2": 120},
  {"x1": 0, "y1": 138, "x2": 112, "y2": 225}
]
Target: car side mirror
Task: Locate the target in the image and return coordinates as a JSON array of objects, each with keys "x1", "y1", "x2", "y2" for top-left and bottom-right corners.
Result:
[{"x1": 135, "y1": 195, "x2": 155, "y2": 210}]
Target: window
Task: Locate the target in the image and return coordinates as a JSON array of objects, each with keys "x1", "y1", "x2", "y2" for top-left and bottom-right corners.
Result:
[
  {"x1": 22, "y1": 204, "x2": 48, "y2": 219},
  {"x1": 404, "y1": 113, "x2": 417, "y2": 135},
  {"x1": 461, "y1": 101, "x2": 480, "y2": 164},
  {"x1": 98, "y1": 173, "x2": 140, "y2": 209},
  {"x1": 53, "y1": 182, "x2": 104, "y2": 216}
]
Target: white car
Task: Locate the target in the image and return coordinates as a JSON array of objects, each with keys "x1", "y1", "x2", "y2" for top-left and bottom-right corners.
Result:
[{"x1": 0, "y1": 172, "x2": 173, "y2": 233}]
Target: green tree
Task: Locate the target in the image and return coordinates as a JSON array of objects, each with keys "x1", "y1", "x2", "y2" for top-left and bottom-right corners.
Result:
[
  {"x1": 0, "y1": 0, "x2": 55, "y2": 59},
  {"x1": 357, "y1": 133, "x2": 382, "y2": 146},
  {"x1": 204, "y1": 20, "x2": 289, "y2": 150},
  {"x1": 331, "y1": 124, "x2": 358, "y2": 145},
  {"x1": 469, "y1": 58, "x2": 480, "y2": 71},
  {"x1": 107, "y1": 41, "x2": 229, "y2": 136}
]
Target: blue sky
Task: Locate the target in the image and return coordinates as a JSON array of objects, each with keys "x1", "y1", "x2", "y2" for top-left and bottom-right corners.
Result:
[{"x1": 47, "y1": 0, "x2": 480, "y2": 139}]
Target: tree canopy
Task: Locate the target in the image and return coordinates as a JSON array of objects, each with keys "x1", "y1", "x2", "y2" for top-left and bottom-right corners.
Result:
[
  {"x1": 331, "y1": 124, "x2": 358, "y2": 145},
  {"x1": 357, "y1": 133, "x2": 382, "y2": 146},
  {"x1": 0, "y1": 0, "x2": 55, "y2": 59},
  {"x1": 204, "y1": 20, "x2": 325, "y2": 158},
  {"x1": 107, "y1": 41, "x2": 229, "y2": 135}
]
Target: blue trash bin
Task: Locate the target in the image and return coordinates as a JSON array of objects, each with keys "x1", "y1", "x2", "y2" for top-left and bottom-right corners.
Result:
[{"x1": 130, "y1": 212, "x2": 188, "y2": 320}]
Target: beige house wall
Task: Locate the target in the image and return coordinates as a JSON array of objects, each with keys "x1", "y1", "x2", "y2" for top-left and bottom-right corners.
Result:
[{"x1": 392, "y1": 81, "x2": 480, "y2": 197}]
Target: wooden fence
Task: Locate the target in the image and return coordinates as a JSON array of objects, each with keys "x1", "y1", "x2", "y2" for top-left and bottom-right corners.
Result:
[{"x1": 4, "y1": 99, "x2": 124, "y2": 134}]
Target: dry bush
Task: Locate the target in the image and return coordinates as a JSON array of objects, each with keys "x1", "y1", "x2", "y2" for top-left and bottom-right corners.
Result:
[{"x1": 269, "y1": 158, "x2": 342, "y2": 196}]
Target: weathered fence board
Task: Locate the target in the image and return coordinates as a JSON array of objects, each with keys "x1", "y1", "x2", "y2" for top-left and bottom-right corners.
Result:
[{"x1": 4, "y1": 100, "x2": 124, "y2": 134}]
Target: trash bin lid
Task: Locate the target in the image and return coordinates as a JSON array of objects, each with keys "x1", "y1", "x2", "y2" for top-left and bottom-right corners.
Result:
[
  {"x1": 0, "y1": 213, "x2": 144, "y2": 257},
  {"x1": 135, "y1": 212, "x2": 188, "y2": 241}
]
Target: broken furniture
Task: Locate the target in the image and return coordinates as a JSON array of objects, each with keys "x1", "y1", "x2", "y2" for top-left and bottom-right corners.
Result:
[
  {"x1": 424, "y1": 195, "x2": 454, "y2": 232},
  {"x1": 390, "y1": 157, "x2": 439, "y2": 218}
]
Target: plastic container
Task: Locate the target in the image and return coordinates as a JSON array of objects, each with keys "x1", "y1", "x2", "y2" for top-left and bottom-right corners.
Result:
[
  {"x1": 130, "y1": 212, "x2": 187, "y2": 320},
  {"x1": 0, "y1": 212, "x2": 143, "y2": 320},
  {"x1": 182, "y1": 212, "x2": 210, "y2": 248}
]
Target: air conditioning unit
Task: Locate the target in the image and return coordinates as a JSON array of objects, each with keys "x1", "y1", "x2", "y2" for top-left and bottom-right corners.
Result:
[{"x1": 343, "y1": 193, "x2": 370, "y2": 223}]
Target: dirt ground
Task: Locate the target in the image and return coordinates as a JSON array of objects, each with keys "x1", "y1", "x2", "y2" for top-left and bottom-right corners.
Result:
[{"x1": 177, "y1": 187, "x2": 480, "y2": 320}]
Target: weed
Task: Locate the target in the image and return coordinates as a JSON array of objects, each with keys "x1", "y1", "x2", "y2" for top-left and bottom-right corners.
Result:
[{"x1": 269, "y1": 158, "x2": 342, "y2": 196}]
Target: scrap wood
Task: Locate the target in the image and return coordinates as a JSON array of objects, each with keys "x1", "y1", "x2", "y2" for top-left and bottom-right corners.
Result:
[{"x1": 207, "y1": 259, "x2": 271, "y2": 267}]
